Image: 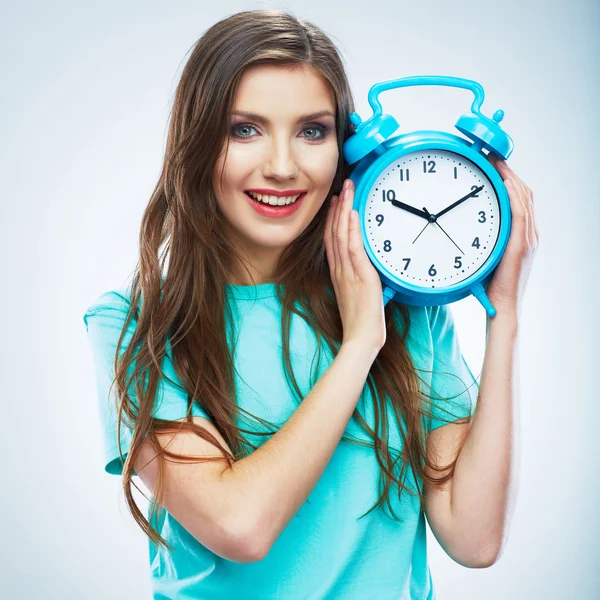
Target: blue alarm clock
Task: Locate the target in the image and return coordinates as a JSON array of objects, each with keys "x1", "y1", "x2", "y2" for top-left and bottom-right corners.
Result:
[{"x1": 343, "y1": 75, "x2": 514, "y2": 318}]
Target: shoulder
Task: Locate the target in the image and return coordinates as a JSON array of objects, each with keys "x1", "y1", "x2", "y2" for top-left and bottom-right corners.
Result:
[
  {"x1": 82, "y1": 285, "x2": 145, "y2": 371},
  {"x1": 82, "y1": 285, "x2": 138, "y2": 328}
]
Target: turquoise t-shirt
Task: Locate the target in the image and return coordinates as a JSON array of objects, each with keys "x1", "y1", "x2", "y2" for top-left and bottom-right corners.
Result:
[{"x1": 82, "y1": 282, "x2": 479, "y2": 600}]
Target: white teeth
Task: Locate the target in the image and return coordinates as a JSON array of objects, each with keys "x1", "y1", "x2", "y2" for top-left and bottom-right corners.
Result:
[{"x1": 247, "y1": 191, "x2": 302, "y2": 206}]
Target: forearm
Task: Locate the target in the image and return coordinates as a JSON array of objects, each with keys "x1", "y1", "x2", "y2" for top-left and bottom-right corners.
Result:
[
  {"x1": 220, "y1": 340, "x2": 379, "y2": 556},
  {"x1": 449, "y1": 310, "x2": 520, "y2": 562}
]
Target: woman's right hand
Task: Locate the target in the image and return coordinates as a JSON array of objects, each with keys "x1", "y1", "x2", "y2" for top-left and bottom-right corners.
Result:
[{"x1": 323, "y1": 178, "x2": 387, "y2": 353}]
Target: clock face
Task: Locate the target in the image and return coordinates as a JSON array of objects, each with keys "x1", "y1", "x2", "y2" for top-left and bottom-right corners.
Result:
[{"x1": 364, "y1": 149, "x2": 501, "y2": 289}]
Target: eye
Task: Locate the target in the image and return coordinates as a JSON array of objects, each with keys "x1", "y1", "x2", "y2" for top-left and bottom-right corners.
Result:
[
  {"x1": 231, "y1": 123, "x2": 258, "y2": 139},
  {"x1": 301, "y1": 124, "x2": 328, "y2": 140},
  {"x1": 230, "y1": 123, "x2": 330, "y2": 141}
]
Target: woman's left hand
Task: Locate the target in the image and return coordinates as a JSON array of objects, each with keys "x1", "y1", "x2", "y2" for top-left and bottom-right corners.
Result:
[{"x1": 484, "y1": 153, "x2": 540, "y2": 318}]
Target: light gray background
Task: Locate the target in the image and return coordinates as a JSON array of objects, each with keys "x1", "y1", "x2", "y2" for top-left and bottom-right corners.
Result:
[{"x1": 2, "y1": 0, "x2": 597, "y2": 598}]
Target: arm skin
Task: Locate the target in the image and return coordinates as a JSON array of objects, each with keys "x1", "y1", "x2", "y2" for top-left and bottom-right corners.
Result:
[
  {"x1": 423, "y1": 308, "x2": 520, "y2": 568},
  {"x1": 219, "y1": 340, "x2": 380, "y2": 559}
]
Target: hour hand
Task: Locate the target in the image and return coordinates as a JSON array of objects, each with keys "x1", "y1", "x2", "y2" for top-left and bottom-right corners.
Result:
[{"x1": 389, "y1": 198, "x2": 430, "y2": 220}]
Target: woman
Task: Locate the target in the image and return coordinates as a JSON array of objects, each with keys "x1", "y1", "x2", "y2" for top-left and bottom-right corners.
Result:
[{"x1": 83, "y1": 8, "x2": 538, "y2": 599}]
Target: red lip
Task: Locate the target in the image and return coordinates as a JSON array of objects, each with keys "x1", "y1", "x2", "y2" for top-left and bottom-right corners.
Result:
[{"x1": 246, "y1": 188, "x2": 307, "y2": 197}]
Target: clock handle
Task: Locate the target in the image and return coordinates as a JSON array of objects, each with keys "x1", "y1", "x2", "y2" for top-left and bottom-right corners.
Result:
[
  {"x1": 471, "y1": 282, "x2": 497, "y2": 318},
  {"x1": 363, "y1": 75, "x2": 485, "y2": 127},
  {"x1": 346, "y1": 75, "x2": 513, "y2": 161},
  {"x1": 382, "y1": 285, "x2": 396, "y2": 307}
]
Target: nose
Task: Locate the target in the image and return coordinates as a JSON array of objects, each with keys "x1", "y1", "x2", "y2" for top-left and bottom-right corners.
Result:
[{"x1": 262, "y1": 134, "x2": 299, "y2": 180}]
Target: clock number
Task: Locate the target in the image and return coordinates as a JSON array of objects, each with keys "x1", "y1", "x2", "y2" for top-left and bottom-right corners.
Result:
[
  {"x1": 478, "y1": 211, "x2": 486, "y2": 223},
  {"x1": 454, "y1": 256, "x2": 462, "y2": 269},
  {"x1": 375, "y1": 214, "x2": 384, "y2": 226},
  {"x1": 382, "y1": 189, "x2": 396, "y2": 203},
  {"x1": 454, "y1": 166, "x2": 458, "y2": 180},
  {"x1": 428, "y1": 264, "x2": 437, "y2": 277},
  {"x1": 399, "y1": 168, "x2": 410, "y2": 182},
  {"x1": 383, "y1": 240, "x2": 392, "y2": 252},
  {"x1": 402, "y1": 258, "x2": 411, "y2": 270},
  {"x1": 423, "y1": 160, "x2": 437, "y2": 173},
  {"x1": 472, "y1": 237, "x2": 481, "y2": 249},
  {"x1": 471, "y1": 185, "x2": 480, "y2": 197}
]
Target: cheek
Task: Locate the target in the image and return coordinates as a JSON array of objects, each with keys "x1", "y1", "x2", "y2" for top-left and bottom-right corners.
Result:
[
  {"x1": 323, "y1": 150, "x2": 339, "y2": 179},
  {"x1": 214, "y1": 153, "x2": 254, "y2": 194},
  {"x1": 299, "y1": 144, "x2": 339, "y2": 184}
]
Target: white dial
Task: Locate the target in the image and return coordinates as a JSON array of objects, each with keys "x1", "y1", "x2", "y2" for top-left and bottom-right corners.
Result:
[{"x1": 364, "y1": 149, "x2": 501, "y2": 288}]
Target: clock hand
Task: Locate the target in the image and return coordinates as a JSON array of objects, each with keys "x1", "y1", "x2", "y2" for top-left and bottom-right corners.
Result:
[
  {"x1": 434, "y1": 184, "x2": 485, "y2": 219},
  {"x1": 412, "y1": 221, "x2": 430, "y2": 244},
  {"x1": 422, "y1": 207, "x2": 465, "y2": 255},
  {"x1": 390, "y1": 198, "x2": 430, "y2": 220}
]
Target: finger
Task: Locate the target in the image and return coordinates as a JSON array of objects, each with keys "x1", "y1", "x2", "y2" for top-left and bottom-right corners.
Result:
[
  {"x1": 489, "y1": 156, "x2": 538, "y2": 247},
  {"x1": 331, "y1": 192, "x2": 342, "y2": 276},
  {"x1": 490, "y1": 155, "x2": 531, "y2": 205},
  {"x1": 505, "y1": 179, "x2": 532, "y2": 249},
  {"x1": 512, "y1": 179, "x2": 533, "y2": 247},
  {"x1": 332, "y1": 180, "x2": 350, "y2": 276},
  {"x1": 507, "y1": 174, "x2": 537, "y2": 248},
  {"x1": 513, "y1": 180, "x2": 538, "y2": 244},
  {"x1": 324, "y1": 194, "x2": 338, "y2": 271},
  {"x1": 531, "y1": 194, "x2": 539, "y2": 245},
  {"x1": 518, "y1": 182, "x2": 538, "y2": 245},
  {"x1": 347, "y1": 207, "x2": 370, "y2": 279},
  {"x1": 336, "y1": 183, "x2": 354, "y2": 277},
  {"x1": 503, "y1": 163, "x2": 533, "y2": 204}
]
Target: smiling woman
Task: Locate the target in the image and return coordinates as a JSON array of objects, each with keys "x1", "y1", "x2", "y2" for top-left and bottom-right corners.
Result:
[
  {"x1": 83, "y1": 7, "x2": 483, "y2": 600},
  {"x1": 213, "y1": 64, "x2": 339, "y2": 284}
]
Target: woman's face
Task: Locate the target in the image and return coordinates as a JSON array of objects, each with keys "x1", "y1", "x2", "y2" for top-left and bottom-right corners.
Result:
[{"x1": 213, "y1": 64, "x2": 339, "y2": 283}]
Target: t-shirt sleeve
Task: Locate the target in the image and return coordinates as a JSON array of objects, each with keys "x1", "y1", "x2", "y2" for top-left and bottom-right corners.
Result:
[
  {"x1": 425, "y1": 304, "x2": 479, "y2": 433},
  {"x1": 82, "y1": 289, "x2": 211, "y2": 475}
]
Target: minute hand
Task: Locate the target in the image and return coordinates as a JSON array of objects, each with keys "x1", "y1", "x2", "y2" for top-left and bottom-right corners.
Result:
[{"x1": 435, "y1": 185, "x2": 485, "y2": 219}]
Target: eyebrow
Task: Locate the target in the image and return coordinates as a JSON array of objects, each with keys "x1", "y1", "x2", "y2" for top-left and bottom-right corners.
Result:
[{"x1": 231, "y1": 110, "x2": 335, "y2": 124}]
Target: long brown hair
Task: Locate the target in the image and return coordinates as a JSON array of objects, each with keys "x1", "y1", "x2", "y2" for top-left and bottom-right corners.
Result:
[{"x1": 110, "y1": 8, "x2": 473, "y2": 552}]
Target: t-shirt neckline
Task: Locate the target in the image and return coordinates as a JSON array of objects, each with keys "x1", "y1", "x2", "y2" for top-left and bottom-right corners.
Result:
[{"x1": 225, "y1": 282, "x2": 278, "y2": 299}]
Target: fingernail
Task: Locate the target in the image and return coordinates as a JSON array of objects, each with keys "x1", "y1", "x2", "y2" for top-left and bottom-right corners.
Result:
[
  {"x1": 330, "y1": 195, "x2": 337, "y2": 206},
  {"x1": 342, "y1": 179, "x2": 350, "y2": 191}
]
